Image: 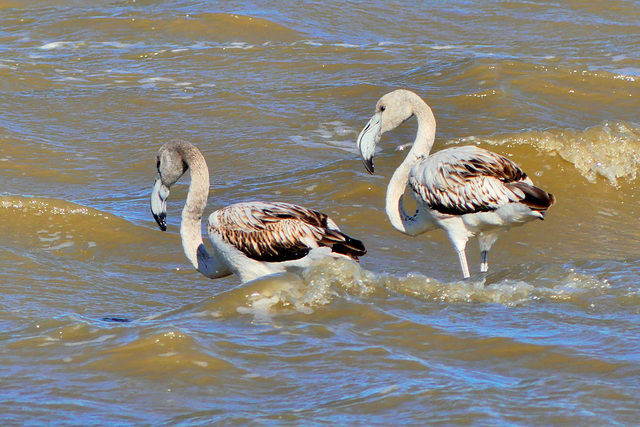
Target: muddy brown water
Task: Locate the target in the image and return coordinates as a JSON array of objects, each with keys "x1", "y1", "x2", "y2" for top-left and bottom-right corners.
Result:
[{"x1": 1, "y1": 1, "x2": 639, "y2": 424}]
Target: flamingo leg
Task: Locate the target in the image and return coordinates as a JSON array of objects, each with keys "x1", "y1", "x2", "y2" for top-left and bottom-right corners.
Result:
[
  {"x1": 480, "y1": 250, "x2": 489, "y2": 272},
  {"x1": 478, "y1": 232, "x2": 499, "y2": 274},
  {"x1": 444, "y1": 219, "x2": 473, "y2": 279},
  {"x1": 457, "y1": 249, "x2": 470, "y2": 279}
]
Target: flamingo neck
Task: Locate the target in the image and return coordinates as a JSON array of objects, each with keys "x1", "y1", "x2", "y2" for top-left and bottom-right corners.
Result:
[
  {"x1": 180, "y1": 148, "x2": 230, "y2": 279},
  {"x1": 385, "y1": 101, "x2": 437, "y2": 236}
]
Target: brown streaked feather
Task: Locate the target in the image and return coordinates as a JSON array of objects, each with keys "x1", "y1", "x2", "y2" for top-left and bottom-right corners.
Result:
[
  {"x1": 409, "y1": 146, "x2": 554, "y2": 216},
  {"x1": 210, "y1": 202, "x2": 366, "y2": 262}
]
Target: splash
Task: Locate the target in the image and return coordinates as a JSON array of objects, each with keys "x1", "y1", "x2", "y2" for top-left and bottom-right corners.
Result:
[
  {"x1": 191, "y1": 258, "x2": 612, "y2": 320},
  {"x1": 379, "y1": 263, "x2": 611, "y2": 306},
  {"x1": 191, "y1": 259, "x2": 379, "y2": 322},
  {"x1": 467, "y1": 121, "x2": 640, "y2": 186},
  {"x1": 379, "y1": 272, "x2": 536, "y2": 306},
  {"x1": 236, "y1": 259, "x2": 378, "y2": 318}
]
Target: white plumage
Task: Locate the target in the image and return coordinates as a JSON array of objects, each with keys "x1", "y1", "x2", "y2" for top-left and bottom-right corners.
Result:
[
  {"x1": 150, "y1": 140, "x2": 366, "y2": 283},
  {"x1": 357, "y1": 89, "x2": 555, "y2": 278}
]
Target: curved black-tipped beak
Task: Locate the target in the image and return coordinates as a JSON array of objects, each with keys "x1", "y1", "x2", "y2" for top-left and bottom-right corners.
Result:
[
  {"x1": 150, "y1": 176, "x2": 169, "y2": 231},
  {"x1": 153, "y1": 211, "x2": 167, "y2": 231},
  {"x1": 361, "y1": 156, "x2": 374, "y2": 174},
  {"x1": 356, "y1": 112, "x2": 381, "y2": 175}
]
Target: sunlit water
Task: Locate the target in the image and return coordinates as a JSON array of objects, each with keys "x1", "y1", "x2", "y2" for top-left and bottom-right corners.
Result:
[{"x1": 1, "y1": 0, "x2": 640, "y2": 424}]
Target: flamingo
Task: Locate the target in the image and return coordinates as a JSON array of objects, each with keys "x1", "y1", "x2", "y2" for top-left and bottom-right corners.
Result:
[
  {"x1": 357, "y1": 89, "x2": 555, "y2": 278},
  {"x1": 150, "y1": 140, "x2": 366, "y2": 283}
]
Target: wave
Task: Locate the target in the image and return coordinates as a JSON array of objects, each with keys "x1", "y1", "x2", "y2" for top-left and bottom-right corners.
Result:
[
  {"x1": 2, "y1": 314, "x2": 238, "y2": 380},
  {"x1": 142, "y1": 257, "x2": 618, "y2": 327},
  {"x1": 0, "y1": 195, "x2": 132, "y2": 253},
  {"x1": 1, "y1": 254, "x2": 630, "y2": 384},
  {"x1": 31, "y1": 12, "x2": 302, "y2": 48},
  {"x1": 0, "y1": 194, "x2": 183, "y2": 281},
  {"x1": 460, "y1": 121, "x2": 640, "y2": 186}
]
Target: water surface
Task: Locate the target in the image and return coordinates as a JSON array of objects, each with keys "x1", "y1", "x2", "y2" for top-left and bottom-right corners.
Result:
[{"x1": 1, "y1": 0, "x2": 640, "y2": 424}]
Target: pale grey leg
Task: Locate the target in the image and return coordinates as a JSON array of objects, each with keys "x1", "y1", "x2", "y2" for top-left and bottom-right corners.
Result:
[
  {"x1": 480, "y1": 250, "x2": 489, "y2": 273},
  {"x1": 478, "y1": 232, "x2": 499, "y2": 274},
  {"x1": 457, "y1": 249, "x2": 470, "y2": 279}
]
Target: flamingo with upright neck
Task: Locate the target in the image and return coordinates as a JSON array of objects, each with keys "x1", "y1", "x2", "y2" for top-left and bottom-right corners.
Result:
[
  {"x1": 150, "y1": 139, "x2": 366, "y2": 283},
  {"x1": 357, "y1": 89, "x2": 555, "y2": 278}
]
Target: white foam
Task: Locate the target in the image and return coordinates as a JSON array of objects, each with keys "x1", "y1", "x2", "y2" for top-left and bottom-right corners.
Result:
[
  {"x1": 64, "y1": 334, "x2": 116, "y2": 347},
  {"x1": 236, "y1": 295, "x2": 281, "y2": 322},
  {"x1": 469, "y1": 121, "x2": 640, "y2": 185},
  {"x1": 227, "y1": 42, "x2": 254, "y2": 49},
  {"x1": 46, "y1": 241, "x2": 75, "y2": 251},
  {"x1": 37, "y1": 336, "x2": 61, "y2": 347},
  {"x1": 39, "y1": 41, "x2": 81, "y2": 50},
  {"x1": 301, "y1": 40, "x2": 323, "y2": 47},
  {"x1": 138, "y1": 77, "x2": 175, "y2": 84},
  {"x1": 243, "y1": 373, "x2": 261, "y2": 379},
  {"x1": 614, "y1": 68, "x2": 640, "y2": 80},
  {"x1": 37, "y1": 232, "x2": 62, "y2": 243},
  {"x1": 291, "y1": 122, "x2": 360, "y2": 154},
  {"x1": 314, "y1": 129, "x2": 333, "y2": 139},
  {"x1": 429, "y1": 45, "x2": 457, "y2": 50},
  {"x1": 158, "y1": 351, "x2": 179, "y2": 357},
  {"x1": 56, "y1": 76, "x2": 84, "y2": 82},
  {"x1": 94, "y1": 42, "x2": 133, "y2": 49}
]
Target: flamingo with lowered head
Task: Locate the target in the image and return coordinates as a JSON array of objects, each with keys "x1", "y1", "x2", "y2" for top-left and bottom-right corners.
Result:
[
  {"x1": 150, "y1": 139, "x2": 366, "y2": 283},
  {"x1": 357, "y1": 89, "x2": 555, "y2": 278}
]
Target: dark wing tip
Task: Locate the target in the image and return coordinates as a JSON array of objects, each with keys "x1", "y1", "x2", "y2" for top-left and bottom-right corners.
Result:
[
  {"x1": 331, "y1": 234, "x2": 367, "y2": 260},
  {"x1": 506, "y1": 182, "x2": 556, "y2": 213}
]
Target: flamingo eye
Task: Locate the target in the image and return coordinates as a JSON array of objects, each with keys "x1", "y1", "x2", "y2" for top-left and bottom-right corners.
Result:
[{"x1": 380, "y1": 105, "x2": 386, "y2": 112}]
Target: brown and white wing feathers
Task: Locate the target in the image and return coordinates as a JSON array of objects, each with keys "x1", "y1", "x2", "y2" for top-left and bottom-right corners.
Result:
[
  {"x1": 409, "y1": 146, "x2": 555, "y2": 216},
  {"x1": 209, "y1": 202, "x2": 366, "y2": 262}
]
